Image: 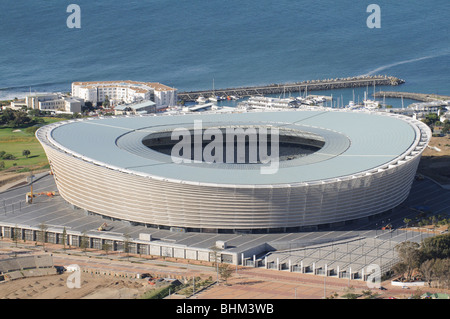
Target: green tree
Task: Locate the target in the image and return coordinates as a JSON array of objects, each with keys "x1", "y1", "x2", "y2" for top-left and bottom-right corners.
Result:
[
  {"x1": 394, "y1": 241, "x2": 421, "y2": 281},
  {"x1": 210, "y1": 245, "x2": 223, "y2": 283},
  {"x1": 433, "y1": 259, "x2": 450, "y2": 289},
  {"x1": 442, "y1": 120, "x2": 450, "y2": 134},
  {"x1": 22, "y1": 149, "x2": 31, "y2": 158},
  {"x1": 13, "y1": 225, "x2": 21, "y2": 247},
  {"x1": 80, "y1": 230, "x2": 89, "y2": 254},
  {"x1": 123, "y1": 233, "x2": 131, "y2": 259},
  {"x1": 403, "y1": 218, "x2": 412, "y2": 227},
  {"x1": 10, "y1": 111, "x2": 33, "y2": 127},
  {"x1": 38, "y1": 222, "x2": 48, "y2": 250},
  {"x1": 102, "y1": 96, "x2": 110, "y2": 108},
  {"x1": 28, "y1": 109, "x2": 41, "y2": 117},
  {"x1": 218, "y1": 263, "x2": 233, "y2": 285},
  {"x1": 425, "y1": 113, "x2": 439, "y2": 126},
  {"x1": 2, "y1": 153, "x2": 16, "y2": 160},
  {"x1": 61, "y1": 227, "x2": 67, "y2": 251},
  {"x1": 102, "y1": 241, "x2": 111, "y2": 255},
  {"x1": 419, "y1": 259, "x2": 435, "y2": 287},
  {"x1": 420, "y1": 233, "x2": 450, "y2": 260},
  {"x1": 0, "y1": 109, "x2": 16, "y2": 125}
]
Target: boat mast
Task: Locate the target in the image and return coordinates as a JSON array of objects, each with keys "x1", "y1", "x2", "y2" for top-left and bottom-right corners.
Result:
[{"x1": 373, "y1": 80, "x2": 376, "y2": 102}]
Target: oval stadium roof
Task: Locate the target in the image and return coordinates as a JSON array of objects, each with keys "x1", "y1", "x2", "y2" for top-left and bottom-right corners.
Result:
[{"x1": 45, "y1": 109, "x2": 424, "y2": 186}]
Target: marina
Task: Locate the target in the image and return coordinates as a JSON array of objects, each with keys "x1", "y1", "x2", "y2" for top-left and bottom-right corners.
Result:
[
  {"x1": 174, "y1": 89, "x2": 449, "y2": 120},
  {"x1": 168, "y1": 81, "x2": 450, "y2": 119},
  {"x1": 236, "y1": 95, "x2": 329, "y2": 110},
  {"x1": 177, "y1": 75, "x2": 404, "y2": 103}
]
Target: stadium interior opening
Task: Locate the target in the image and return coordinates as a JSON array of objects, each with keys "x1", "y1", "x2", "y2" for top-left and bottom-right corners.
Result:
[{"x1": 142, "y1": 126, "x2": 325, "y2": 164}]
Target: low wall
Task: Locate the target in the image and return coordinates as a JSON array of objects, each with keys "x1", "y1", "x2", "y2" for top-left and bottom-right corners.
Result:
[
  {"x1": 391, "y1": 280, "x2": 425, "y2": 287},
  {"x1": 2, "y1": 268, "x2": 57, "y2": 281}
]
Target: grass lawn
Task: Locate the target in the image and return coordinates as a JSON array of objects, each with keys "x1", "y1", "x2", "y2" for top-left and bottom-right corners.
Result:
[{"x1": 0, "y1": 117, "x2": 67, "y2": 172}]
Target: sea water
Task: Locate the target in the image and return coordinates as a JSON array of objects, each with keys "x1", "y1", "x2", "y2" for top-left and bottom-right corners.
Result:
[{"x1": 0, "y1": 0, "x2": 448, "y2": 107}]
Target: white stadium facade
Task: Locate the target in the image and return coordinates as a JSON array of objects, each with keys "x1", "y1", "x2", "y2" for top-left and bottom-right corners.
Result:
[{"x1": 36, "y1": 109, "x2": 431, "y2": 233}]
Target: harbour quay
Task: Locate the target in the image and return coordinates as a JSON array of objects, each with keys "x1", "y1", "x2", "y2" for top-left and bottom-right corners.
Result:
[
  {"x1": 374, "y1": 91, "x2": 450, "y2": 103},
  {"x1": 177, "y1": 75, "x2": 404, "y2": 102}
]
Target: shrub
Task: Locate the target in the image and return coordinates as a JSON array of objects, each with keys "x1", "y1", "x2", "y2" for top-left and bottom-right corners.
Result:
[
  {"x1": 25, "y1": 126, "x2": 39, "y2": 135},
  {"x1": 2, "y1": 153, "x2": 16, "y2": 160}
]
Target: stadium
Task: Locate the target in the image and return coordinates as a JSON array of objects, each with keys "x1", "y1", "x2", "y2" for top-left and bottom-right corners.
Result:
[{"x1": 36, "y1": 109, "x2": 431, "y2": 233}]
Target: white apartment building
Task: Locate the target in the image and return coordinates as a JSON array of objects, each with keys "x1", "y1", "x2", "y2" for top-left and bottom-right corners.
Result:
[
  {"x1": 151, "y1": 83, "x2": 177, "y2": 108},
  {"x1": 25, "y1": 93, "x2": 83, "y2": 114},
  {"x1": 5, "y1": 100, "x2": 27, "y2": 110},
  {"x1": 71, "y1": 80, "x2": 177, "y2": 109},
  {"x1": 25, "y1": 94, "x2": 59, "y2": 109}
]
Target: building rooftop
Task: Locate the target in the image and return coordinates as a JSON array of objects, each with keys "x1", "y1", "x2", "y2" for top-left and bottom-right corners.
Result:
[
  {"x1": 72, "y1": 80, "x2": 176, "y2": 92},
  {"x1": 114, "y1": 100, "x2": 156, "y2": 111}
]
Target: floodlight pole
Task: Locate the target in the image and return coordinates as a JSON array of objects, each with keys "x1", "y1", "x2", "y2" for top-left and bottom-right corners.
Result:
[{"x1": 30, "y1": 175, "x2": 33, "y2": 204}]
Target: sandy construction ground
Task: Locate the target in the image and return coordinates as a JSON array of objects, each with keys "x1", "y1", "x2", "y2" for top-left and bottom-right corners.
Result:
[
  {"x1": 0, "y1": 266, "x2": 405, "y2": 300},
  {"x1": 0, "y1": 272, "x2": 152, "y2": 299},
  {"x1": 0, "y1": 243, "x2": 449, "y2": 300},
  {"x1": 418, "y1": 135, "x2": 450, "y2": 185}
]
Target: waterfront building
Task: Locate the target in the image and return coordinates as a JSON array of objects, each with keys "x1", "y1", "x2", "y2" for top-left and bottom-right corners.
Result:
[
  {"x1": 5, "y1": 99, "x2": 27, "y2": 110},
  {"x1": 25, "y1": 93, "x2": 82, "y2": 114},
  {"x1": 71, "y1": 80, "x2": 177, "y2": 109}
]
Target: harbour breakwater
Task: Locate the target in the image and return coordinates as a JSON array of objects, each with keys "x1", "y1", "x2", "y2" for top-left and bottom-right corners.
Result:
[
  {"x1": 373, "y1": 91, "x2": 450, "y2": 102},
  {"x1": 177, "y1": 75, "x2": 405, "y2": 102}
]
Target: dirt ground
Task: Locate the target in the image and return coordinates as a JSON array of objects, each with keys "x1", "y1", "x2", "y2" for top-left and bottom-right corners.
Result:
[
  {"x1": 0, "y1": 265, "x2": 438, "y2": 300},
  {"x1": 0, "y1": 272, "x2": 156, "y2": 299},
  {"x1": 0, "y1": 168, "x2": 47, "y2": 192},
  {"x1": 0, "y1": 171, "x2": 29, "y2": 190},
  {"x1": 418, "y1": 135, "x2": 450, "y2": 185},
  {"x1": 1, "y1": 242, "x2": 449, "y2": 299}
]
